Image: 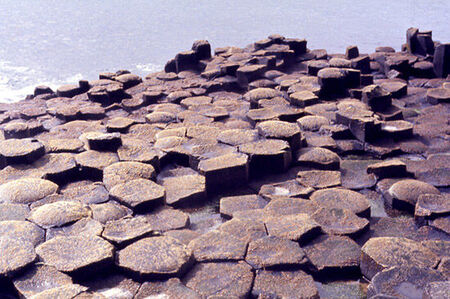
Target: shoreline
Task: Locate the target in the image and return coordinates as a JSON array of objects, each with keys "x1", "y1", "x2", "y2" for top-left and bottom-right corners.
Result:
[{"x1": 0, "y1": 28, "x2": 449, "y2": 298}]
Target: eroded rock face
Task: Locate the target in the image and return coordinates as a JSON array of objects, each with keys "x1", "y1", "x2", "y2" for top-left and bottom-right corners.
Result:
[
  {"x1": 0, "y1": 178, "x2": 58, "y2": 204},
  {"x1": 1, "y1": 32, "x2": 450, "y2": 298},
  {"x1": 109, "y1": 178, "x2": 165, "y2": 211},
  {"x1": 245, "y1": 236, "x2": 308, "y2": 269},
  {"x1": 0, "y1": 237, "x2": 36, "y2": 277},
  {"x1": 388, "y1": 179, "x2": 440, "y2": 211},
  {"x1": 116, "y1": 236, "x2": 192, "y2": 278},
  {"x1": 28, "y1": 201, "x2": 90, "y2": 229},
  {"x1": 183, "y1": 261, "x2": 254, "y2": 298},
  {"x1": 361, "y1": 237, "x2": 440, "y2": 279},
  {"x1": 367, "y1": 266, "x2": 446, "y2": 299},
  {"x1": 12, "y1": 265, "x2": 73, "y2": 298},
  {"x1": 36, "y1": 236, "x2": 114, "y2": 274},
  {"x1": 252, "y1": 269, "x2": 319, "y2": 299}
]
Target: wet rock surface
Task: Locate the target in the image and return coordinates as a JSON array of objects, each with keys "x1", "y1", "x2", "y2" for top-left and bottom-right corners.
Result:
[{"x1": 0, "y1": 31, "x2": 449, "y2": 297}]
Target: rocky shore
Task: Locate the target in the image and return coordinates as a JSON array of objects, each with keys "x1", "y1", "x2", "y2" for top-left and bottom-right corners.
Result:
[{"x1": 0, "y1": 28, "x2": 449, "y2": 298}]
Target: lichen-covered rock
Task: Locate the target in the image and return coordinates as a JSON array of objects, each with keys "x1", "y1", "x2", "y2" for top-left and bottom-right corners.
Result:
[
  {"x1": 184, "y1": 261, "x2": 254, "y2": 298},
  {"x1": 0, "y1": 178, "x2": 58, "y2": 204},
  {"x1": 0, "y1": 203, "x2": 30, "y2": 221},
  {"x1": 143, "y1": 207, "x2": 190, "y2": 232},
  {"x1": 0, "y1": 237, "x2": 36, "y2": 277},
  {"x1": 219, "y1": 194, "x2": 267, "y2": 218},
  {"x1": 103, "y1": 161, "x2": 156, "y2": 191},
  {"x1": 0, "y1": 138, "x2": 45, "y2": 165},
  {"x1": 46, "y1": 218, "x2": 103, "y2": 240},
  {"x1": 102, "y1": 216, "x2": 153, "y2": 245},
  {"x1": 12, "y1": 265, "x2": 73, "y2": 298},
  {"x1": 90, "y1": 201, "x2": 132, "y2": 224},
  {"x1": 252, "y1": 269, "x2": 319, "y2": 299},
  {"x1": 218, "y1": 218, "x2": 267, "y2": 243},
  {"x1": 188, "y1": 230, "x2": 247, "y2": 262},
  {"x1": 36, "y1": 236, "x2": 114, "y2": 274},
  {"x1": 256, "y1": 120, "x2": 302, "y2": 150},
  {"x1": 361, "y1": 237, "x2": 440, "y2": 279},
  {"x1": 116, "y1": 236, "x2": 192, "y2": 278},
  {"x1": 28, "y1": 201, "x2": 90, "y2": 229},
  {"x1": 303, "y1": 235, "x2": 360, "y2": 275},
  {"x1": 109, "y1": 178, "x2": 165, "y2": 211},
  {"x1": 0, "y1": 220, "x2": 45, "y2": 246},
  {"x1": 159, "y1": 173, "x2": 206, "y2": 206},
  {"x1": 245, "y1": 236, "x2": 308, "y2": 269},
  {"x1": 265, "y1": 213, "x2": 321, "y2": 243}
]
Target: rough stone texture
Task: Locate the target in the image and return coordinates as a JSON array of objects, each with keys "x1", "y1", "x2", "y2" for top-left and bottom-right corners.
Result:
[
  {"x1": 188, "y1": 230, "x2": 247, "y2": 262},
  {"x1": 367, "y1": 266, "x2": 446, "y2": 299},
  {"x1": 101, "y1": 216, "x2": 153, "y2": 245},
  {"x1": 415, "y1": 193, "x2": 450, "y2": 223},
  {"x1": 218, "y1": 218, "x2": 267, "y2": 243},
  {"x1": 0, "y1": 138, "x2": 45, "y2": 165},
  {"x1": 46, "y1": 218, "x2": 103, "y2": 240},
  {"x1": 310, "y1": 187, "x2": 371, "y2": 217},
  {"x1": 75, "y1": 150, "x2": 119, "y2": 179},
  {"x1": 0, "y1": 178, "x2": 58, "y2": 204},
  {"x1": 28, "y1": 201, "x2": 90, "y2": 229},
  {"x1": 0, "y1": 220, "x2": 45, "y2": 246},
  {"x1": 158, "y1": 173, "x2": 206, "y2": 206},
  {"x1": 116, "y1": 236, "x2": 192, "y2": 278},
  {"x1": 103, "y1": 161, "x2": 156, "y2": 191},
  {"x1": 312, "y1": 207, "x2": 369, "y2": 236},
  {"x1": 265, "y1": 213, "x2": 321, "y2": 243},
  {"x1": 219, "y1": 194, "x2": 267, "y2": 218},
  {"x1": 27, "y1": 284, "x2": 87, "y2": 299},
  {"x1": 361, "y1": 237, "x2": 440, "y2": 279},
  {"x1": 256, "y1": 120, "x2": 302, "y2": 150},
  {"x1": 198, "y1": 153, "x2": 249, "y2": 193},
  {"x1": 423, "y1": 281, "x2": 450, "y2": 299},
  {"x1": 109, "y1": 178, "x2": 165, "y2": 210},
  {"x1": 0, "y1": 237, "x2": 36, "y2": 277},
  {"x1": 143, "y1": 207, "x2": 190, "y2": 232},
  {"x1": 82, "y1": 274, "x2": 141, "y2": 299},
  {"x1": 90, "y1": 201, "x2": 132, "y2": 224},
  {"x1": 367, "y1": 159, "x2": 408, "y2": 178},
  {"x1": 62, "y1": 182, "x2": 109, "y2": 205},
  {"x1": 245, "y1": 236, "x2": 308, "y2": 269},
  {"x1": 12, "y1": 265, "x2": 73, "y2": 298},
  {"x1": 183, "y1": 262, "x2": 254, "y2": 298},
  {"x1": 0, "y1": 203, "x2": 30, "y2": 221},
  {"x1": 388, "y1": 179, "x2": 440, "y2": 211},
  {"x1": 259, "y1": 180, "x2": 314, "y2": 201},
  {"x1": 239, "y1": 139, "x2": 292, "y2": 177},
  {"x1": 296, "y1": 170, "x2": 341, "y2": 188},
  {"x1": 36, "y1": 235, "x2": 114, "y2": 274},
  {"x1": 252, "y1": 269, "x2": 319, "y2": 299},
  {"x1": 296, "y1": 147, "x2": 340, "y2": 170},
  {"x1": 303, "y1": 235, "x2": 361, "y2": 275}
]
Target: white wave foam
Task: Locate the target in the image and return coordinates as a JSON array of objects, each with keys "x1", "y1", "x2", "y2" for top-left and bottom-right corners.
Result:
[
  {"x1": 135, "y1": 62, "x2": 162, "y2": 73},
  {"x1": 0, "y1": 59, "x2": 85, "y2": 103}
]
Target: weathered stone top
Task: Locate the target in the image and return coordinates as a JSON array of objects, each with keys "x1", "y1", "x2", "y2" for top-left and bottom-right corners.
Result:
[{"x1": 0, "y1": 29, "x2": 449, "y2": 298}]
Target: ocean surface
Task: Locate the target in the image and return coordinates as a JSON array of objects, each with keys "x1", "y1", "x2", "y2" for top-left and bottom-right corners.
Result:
[{"x1": 0, "y1": 0, "x2": 449, "y2": 103}]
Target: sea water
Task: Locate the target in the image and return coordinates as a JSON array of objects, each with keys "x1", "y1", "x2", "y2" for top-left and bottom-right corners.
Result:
[{"x1": 0, "y1": 0, "x2": 448, "y2": 102}]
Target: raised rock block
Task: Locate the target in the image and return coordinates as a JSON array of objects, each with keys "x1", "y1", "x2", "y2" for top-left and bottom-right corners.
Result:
[
  {"x1": 345, "y1": 45, "x2": 359, "y2": 59},
  {"x1": 426, "y1": 87, "x2": 450, "y2": 104},
  {"x1": 318, "y1": 67, "x2": 347, "y2": 96},
  {"x1": 109, "y1": 178, "x2": 165, "y2": 211},
  {"x1": 367, "y1": 159, "x2": 408, "y2": 179},
  {"x1": 361, "y1": 237, "x2": 440, "y2": 279},
  {"x1": 433, "y1": 43, "x2": 450, "y2": 78},
  {"x1": 236, "y1": 64, "x2": 266, "y2": 87},
  {"x1": 0, "y1": 138, "x2": 45, "y2": 165},
  {"x1": 295, "y1": 147, "x2": 340, "y2": 170},
  {"x1": 239, "y1": 139, "x2": 291, "y2": 178},
  {"x1": 361, "y1": 84, "x2": 392, "y2": 112},
  {"x1": 191, "y1": 40, "x2": 211, "y2": 60},
  {"x1": 116, "y1": 236, "x2": 192, "y2": 279},
  {"x1": 198, "y1": 153, "x2": 248, "y2": 194}
]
